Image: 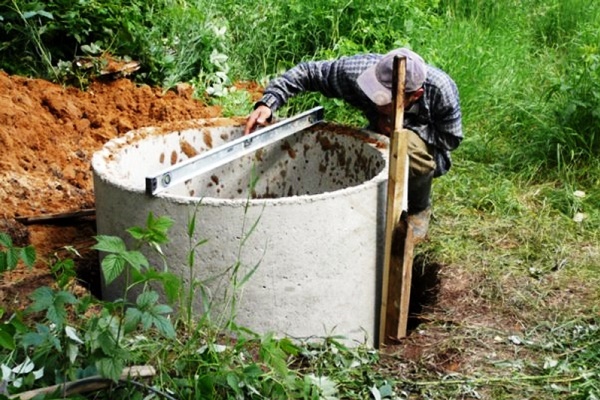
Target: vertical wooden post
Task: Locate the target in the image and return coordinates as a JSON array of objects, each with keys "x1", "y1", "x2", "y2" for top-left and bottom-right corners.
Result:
[{"x1": 378, "y1": 56, "x2": 415, "y2": 345}]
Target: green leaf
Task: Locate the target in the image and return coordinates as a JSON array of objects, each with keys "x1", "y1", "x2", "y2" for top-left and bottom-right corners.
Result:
[
  {"x1": 152, "y1": 304, "x2": 173, "y2": 315},
  {"x1": 129, "y1": 267, "x2": 146, "y2": 285},
  {"x1": 131, "y1": 291, "x2": 175, "y2": 338},
  {"x1": 28, "y1": 287, "x2": 54, "y2": 312},
  {"x1": 54, "y1": 290, "x2": 77, "y2": 306},
  {"x1": 97, "y1": 330, "x2": 117, "y2": 355},
  {"x1": 124, "y1": 307, "x2": 142, "y2": 333},
  {"x1": 127, "y1": 227, "x2": 146, "y2": 240},
  {"x1": 260, "y1": 335, "x2": 290, "y2": 377},
  {"x1": 101, "y1": 254, "x2": 126, "y2": 285},
  {"x1": 136, "y1": 291, "x2": 159, "y2": 309},
  {"x1": 226, "y1": 372, "x2": 242, "y2": 395},
  {"x1": 279, "y1": 337, "x2": 300, "y2": 356},
  {"x1": 237, "y1": 259, "x2": 261, "y2": 288},
  {"x1": 149, "y1": 313, "x2": 175, "y2": 338},
  {"x1": 134, "y1": 270, "x2": 180, "y2": 303},
  {"x1": 45, "y1": 306, "x2": 67, "y2": 328},
  {"x1": 0, "y1": 328, "x2": 15, "y2": 350},
  {"x1": 6, "y1": 248, "x2": 19, "y2": 270},
  {"x1": 243, "y1": 363, "x2": 263, "y2": 378},
  {"x1": 192, "y1": 238, "x2": 209, "y2": 250},
  {"x1": 29, "y1": 289, "x2": 76, "y2": 328},
  {"x1": 140, "y1": 311, "x2": 153, "y2": 330},
  {"x1": 53, "y1": 257, "x2": 76, "y2": 289},
  {"x1": 22, "y1": 324, "x2": 63, "y2": 351},
  {"x1": 160, "y1": 272, "x2": 181, "y2": 304},
  {"x1": 145, "y1": 212, "x2": 157, "y2": 229},
  {"x1": 139, "y1": 213, "x2": 174, "y2": 244},
  {"x1": 19, "y1": 246, "x2": 36, "y2": 267},
  {"x1": 93, "y1": 235, "x2": 127, "y2": 254},
  {"x1": 149, "y1": 214, "x2": 174, "y2": 233},
  {"x1": 22, "y1": 332, "x2": 44, "y2": 348},
  {"x1": 240, "y1": 214, "x2": 262, "y2": 248},
  {"x1": 49, "y1": 333, "x2": 62, "y2": 352},
  {"x1": 97, "y1": 356, "x2": 124, "y2": 382},
  {"x1": 187, "y1": 212, "x2": 197, "y2": 237},
  {"x1": 10, "y1": 314, "x2": 29, "y2": 334},
  {"x1": 0, "y1": 232, "x2": 12, "y2": 247},
  {"x1": 122, "y1": 250, "x2": 149, "y2": 271},
  {"x1": 188, "y1": 250, "x2": 195, "y2": 267}
]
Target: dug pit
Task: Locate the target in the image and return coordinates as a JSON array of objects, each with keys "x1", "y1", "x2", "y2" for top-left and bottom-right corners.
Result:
[{"x1": 92, "y1": 120, "x2": 389, "y2": 345}]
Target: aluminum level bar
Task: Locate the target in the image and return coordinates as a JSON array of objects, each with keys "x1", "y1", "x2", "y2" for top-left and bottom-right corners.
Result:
[{"x1": 145, "y1": 106, "x2": 324, "y2": 196}]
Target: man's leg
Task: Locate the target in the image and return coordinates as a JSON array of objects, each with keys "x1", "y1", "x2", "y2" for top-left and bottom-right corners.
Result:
[{"x1": 405, "y1": 129, "x2": 436, "y2": 241}]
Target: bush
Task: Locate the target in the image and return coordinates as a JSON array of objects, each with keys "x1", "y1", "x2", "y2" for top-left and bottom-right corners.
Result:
[{"x1": 0, "y1": 0, "x2": 224, "y2": 88}]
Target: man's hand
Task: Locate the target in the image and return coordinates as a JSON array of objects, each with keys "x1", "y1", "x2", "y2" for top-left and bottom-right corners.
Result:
[{"x1": 244, "y1": 105, "x2": 272, "y2": 135}]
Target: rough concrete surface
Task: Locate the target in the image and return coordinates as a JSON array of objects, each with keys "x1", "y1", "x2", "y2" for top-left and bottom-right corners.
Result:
[{"x1": 93, "y1": 121, "x2": 389, "y2": 345}]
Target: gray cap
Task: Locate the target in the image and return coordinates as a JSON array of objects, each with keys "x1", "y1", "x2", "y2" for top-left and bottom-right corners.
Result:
[{"x1": 357, "y1": 48, "x2": 427, "y2": 106}]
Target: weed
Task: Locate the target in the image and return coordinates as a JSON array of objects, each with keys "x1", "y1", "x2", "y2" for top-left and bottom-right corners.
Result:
[
  {"x1": 0, "y1": 214, "x2": 180, "y2": 394},
  {"x1": 0, "y1": 233, "x2": 35, "y2": 273}
]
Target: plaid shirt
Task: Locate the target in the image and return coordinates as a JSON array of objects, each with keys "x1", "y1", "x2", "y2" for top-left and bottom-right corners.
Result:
[{"x1": 257, "y1": 53, "x2": 463, "y2": 176}]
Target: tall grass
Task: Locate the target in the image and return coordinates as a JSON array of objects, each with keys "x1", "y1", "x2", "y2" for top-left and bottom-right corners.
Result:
[{"x1": 212, "y1": 0, "x2": 443, "y2": 78}]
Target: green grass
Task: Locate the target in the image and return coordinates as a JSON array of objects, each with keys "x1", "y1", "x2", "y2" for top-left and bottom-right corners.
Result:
[{"x1": 1, "y1": 0, "x2": 599, "y2": 398}]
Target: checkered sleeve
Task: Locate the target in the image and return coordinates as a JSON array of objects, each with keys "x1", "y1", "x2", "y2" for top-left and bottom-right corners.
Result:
[{"x1": 257, "y1": 54, "x2": 380, "y2": 111}]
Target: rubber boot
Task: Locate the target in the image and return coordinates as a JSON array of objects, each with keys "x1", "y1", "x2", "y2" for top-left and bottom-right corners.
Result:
[{"x1": 407, "y1": 172, "x2": 433, "y2": 243}]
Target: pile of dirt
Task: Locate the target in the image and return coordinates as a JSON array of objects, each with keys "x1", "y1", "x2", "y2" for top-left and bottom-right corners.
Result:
[
  {"x1": 0, "y1": 72, "x2": 225, "y2": 220},
  {"x1": 0, "y1": 71, "x2": 262, "y2": 305}
]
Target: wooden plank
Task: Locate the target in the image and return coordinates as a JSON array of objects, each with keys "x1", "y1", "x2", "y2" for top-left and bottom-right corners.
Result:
[
  {"x1": 381, "y1": 222, "x2": 416, "y2": 341},
  {"x1": 381, "y1": 220, "x2": 407, "y2": 342},
  {"x1": 14, "y1": 209, "x2": 95, "y2": 225},
  {"x1": 379, "y1": 55, "x2": 410, "y2": 346},
  {"x1": 397, "y1": 223, "x2": 414, "y2": 338}
]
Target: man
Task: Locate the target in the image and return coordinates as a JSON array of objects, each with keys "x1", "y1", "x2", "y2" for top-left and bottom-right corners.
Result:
[{"x1": 245, "y1": 48, "x2": 462, "y2": 241}]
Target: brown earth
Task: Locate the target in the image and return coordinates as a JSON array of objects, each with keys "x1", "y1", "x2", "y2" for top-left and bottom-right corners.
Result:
[{"x1": 0, "y1": 70, "x2": 264, "y2": 308}]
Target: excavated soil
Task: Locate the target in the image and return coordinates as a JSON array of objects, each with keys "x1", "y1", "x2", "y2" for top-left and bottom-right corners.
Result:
[{"x1": 0, "y1": 71, "x2": 263, "y2": 307}]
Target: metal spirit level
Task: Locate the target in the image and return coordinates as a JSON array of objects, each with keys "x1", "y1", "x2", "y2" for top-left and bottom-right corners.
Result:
[{"x1": 145, "y1": 106, "x2": 324, "y2": 196}]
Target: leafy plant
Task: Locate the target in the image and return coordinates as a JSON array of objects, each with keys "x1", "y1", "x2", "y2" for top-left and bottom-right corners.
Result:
[
  {"x1": 547, "y1": 35, "x2": 600, "y2": 162},
  {"x1": 88, "y1": 213, "x2": 180, "y2": 379},
  {"x1": 0, "y1": 233, "x2": 35, "y2": 273},
  {"x1": 49, "y1": 247, "x2": 79, "y2": 290},
  {"x1": 0, "y1": 214, "x2": 182, "y2": 396},
  {"x1": 0, "y1": 0, "x2": 223, "y2": 87}
]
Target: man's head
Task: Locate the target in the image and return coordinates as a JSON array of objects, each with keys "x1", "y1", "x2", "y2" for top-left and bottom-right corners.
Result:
[{"x1": 357, "y1": 48, "x2": 427, "y2": 106}]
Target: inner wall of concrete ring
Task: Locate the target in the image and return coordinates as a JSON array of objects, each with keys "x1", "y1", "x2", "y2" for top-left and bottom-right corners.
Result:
[{"x1": 92, "y1": 120, "x2": 390, "y2": 346}]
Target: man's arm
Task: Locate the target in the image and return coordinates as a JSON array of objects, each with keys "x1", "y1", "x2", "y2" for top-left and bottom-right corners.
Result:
[
  {"x1": 244, "y1": 61, "x2": 336, "y2": 134},
  {"x1": 260, "y1": 60, "x2": 341, "y2": 110},
  {"x1": 245, "y1": 54, "x2": 378, "y2": 134}
]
